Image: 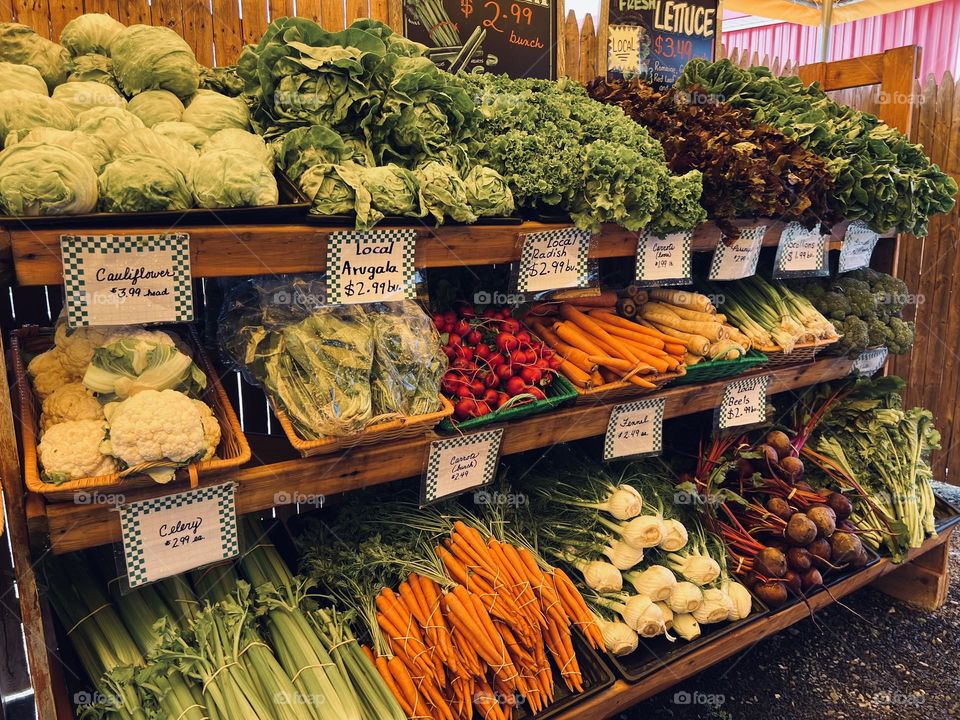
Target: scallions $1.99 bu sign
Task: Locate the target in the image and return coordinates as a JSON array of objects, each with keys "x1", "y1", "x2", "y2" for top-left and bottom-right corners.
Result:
[{"x1": 606, "y1": 0, "x2": 718, "y2": 89}]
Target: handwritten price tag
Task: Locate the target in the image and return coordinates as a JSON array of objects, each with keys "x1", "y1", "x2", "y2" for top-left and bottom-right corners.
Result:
[
  {"x1": 422, "y1": 429, "x2": 504, "y2": 505},
  {"x1": 608, "y1": 25, "x2": 644, "y2": 77},
  {"x1": 604, "y1": 398, "x2": 665, "y2": 461},
  {"x1": 635, "y1": 231, "x2": 693, "y2": 285},
  {"x1": 774, "y1": 223, "x2": 828, "y2": 277},
  {"x1": 708, "y1": 226, "x2": 766, "y2": 281},
  {"x1": 517, "y1": 228, "x2": 592, "y2": 294},
  {"x1": 853, "y1": 347, "x2": 888, "y2": 376},
  {"x1": 118, "y1": 483, "x2": 239, "y2": 589},
  {"x1": 717, "y1": 375, "x2": 771, "y2": 431},
  {"x1": 60, "y1": 234, "x2": 193, "y2": 328},
  {"x1": 326, "y1": 229, "x2": 417, "y2": 304},
  {"x1": 839, "y1": 221, "x2": 879, "y2": 273}
]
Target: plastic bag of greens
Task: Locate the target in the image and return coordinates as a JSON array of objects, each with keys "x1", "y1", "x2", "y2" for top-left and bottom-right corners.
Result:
[
  {"x1": 217, "y1": 276, "x2": 374, "y2": 439},
  {"x1": 369, "y1": 300, "x2": 445, "y2": 417}
]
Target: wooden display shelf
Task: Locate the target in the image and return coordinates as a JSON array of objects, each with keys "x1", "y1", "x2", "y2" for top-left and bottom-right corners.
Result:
[
  {"x1": 6, "y1": 219, "x2": 857, "y2": 286},
  {"x1": 33, "y1": 356, "x2": 853, "y2": 554},
  {"x1": 554, "y1": 528, "x2": 955, "y2": 720}
]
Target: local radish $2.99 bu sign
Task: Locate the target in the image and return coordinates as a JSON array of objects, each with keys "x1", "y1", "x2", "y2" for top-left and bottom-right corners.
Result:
[{"x1": 607, "y1": 0, "x2": 718, "y2": 90}]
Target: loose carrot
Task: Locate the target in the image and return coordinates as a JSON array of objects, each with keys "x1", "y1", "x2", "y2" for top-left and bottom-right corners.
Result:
[
  {"x1": 550, "y1": 290, "x2": 618, "y2": 306},
  {"x1": 376, "y1": 655, "x2": 414, "y2": 717},
  {"x1": 559, "y1": 305, "x2": 642, "y2": 363},
  {"x1": 590, "y1": 369, "x2": 605, "y2": 386},
  {"x1": 664, "y1": 341, "x2": 686, "y2": 356},
  {"x1": 553, "y1": 321, "x2": 608, "y2": 357},
  {"x1": 388, "y1": 656, "x2": 431, "y2": 720},
  {"x1": 558, "y1": 359, "x2": 592, "y2": 387},
  {"x1": 600, "y1": 323, "x2": 667, "y2": 350},
  {"x1": 588, "y1": 310, "x2": 675, "y2": 340}
]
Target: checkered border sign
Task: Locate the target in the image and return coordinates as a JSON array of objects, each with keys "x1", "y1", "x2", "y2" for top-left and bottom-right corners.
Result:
[
  {"x1": 422, "y1": 428, "x2": 504, "y2": 505},
  {"x1": 604, "y1": 397, "x2": 666, "y2": 461},
  {"x1": 716, "y1": 375, "x2": 772, "y2": 432},
  {"x1": 773, "y1": 223, "x2": 829, "y2": 278},
  {"x1": 119, "y1": 482, "x2": 238, "y2": 588},
  {"x1": 327, "y1": 228, "x2": 417, "y2": 304},
  {"x1": 839, "y1": 221, "x2": 879, "y2": 273},
  {"x1": 634, "y1": 230, "x2": 693, "y2": 286},
  {"x1": 516, "y1": 228, "x2": 592, "y2": 293},
  {"x1": 853, "y1": 347, "x2": 889, "y2": 377},
  {"x1": 708, "y1": 225, "x2": 767, "y2": 280},
  {"x1": 60, "y1": 233, "x2": 193, "y2": 327}
]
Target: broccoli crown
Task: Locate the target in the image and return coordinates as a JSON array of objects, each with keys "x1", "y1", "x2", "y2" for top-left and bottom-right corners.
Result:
[
  {"x1": 867, "y1": 316, "x2": 892, "y2": 347},
  {"x1": 835, "y1": 315, "x2": 870, "y2": 355},
  {"x1": 813, "y1": 291, "x2": 851, "y2": 321},
  {"x1": 887, "y1": 317, "x2": 915, "y2": 354},
  {"x1": 847, "y1": 268, "x2": 909, "y2": 314},
  {"x1": 834, "y1": 276, "x2": 876, "y2": 317}
]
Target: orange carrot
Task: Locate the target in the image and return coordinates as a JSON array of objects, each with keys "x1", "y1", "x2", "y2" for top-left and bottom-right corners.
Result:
[
  {"x1": 552, "y1": 291, "x2": 618, "y2": 306},
  {"x1": 589, "y1": 309, "x2": 674, "y2": 339},
  {"x1": 594, "y1": 321, "x2": 667, "y2": 350},
  {"x1": 553, "y1": 321, "x2": 608, "y2": 357},
  {"x1": 376, "y1": 655, "x2": 414, "y2": 717},
  {"x1": 558, "y1": 359, "x2": 592, "y2": 387},
  {"x1": 559, "y1": 305, "x2": 644, "y2": 361}
]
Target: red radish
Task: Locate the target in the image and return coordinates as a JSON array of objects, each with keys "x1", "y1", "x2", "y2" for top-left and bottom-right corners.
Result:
[
  {"x1": 455, "y1": 384, "x2": 473, "y2": 398},
  {"x1": 541, "y1": 372, "x2": 554, "y2": 386},
  {"x1": 487, "y1": 352, "x2": 505, "y2": 368},
  {"x1": 483, "y1": 388, "x2": 499, "y2": 404},
  {"x1": 432, "y1": 313, "x2": 446, "y2": 330},
  {"x1": 475, "y1": 343, "x2": 491, "y2": 359},
  {"x1": 541, "y1": 347, "x2": 555, "y2": 359},
  {"x1": 457, "y1": 346, "x2": 474, "y2": 362},
  {"x1": 454, "y1": 319, "x2": 471, "y2": 337},
  {"x1": 527, "y1": 386, "x2": 546, "y2": 401},
  {"x1": 502, "y1": 318, "x2": 520, "y2": 334},
  {"x1": 520, "y1": 366, "x2": 543, "y2": 385},
  {"x1": 454, "y1": 399, "x2": 475, "y2": 420},
  {"x1": 516, "y1": 331, "x2": 531, "y2": 344},
  {"x1": 468, "y1": 380, "x2": 483, "y2": 395},
  {"x1": 457, "y1": 304, "x2": 476, "y2": 319},
  {"x1": 525, "y1": 349, "x2": 537, "y2": 364},
  {"x1": 495, "y1": 364, "x2": 514, "y2": 381},
  {"x1": 534, "y1": 358, "x2": 548, "y2": 370},
  {"x1": 451, "y1": 358, "x2": 474, "y2": 371},
  {"x1": 496, "y1": 334, "x2": 519, "y2": 353},
  {"x1": 483, "y1": 372, "x2": 498, "y2": 388},
  {"x1": 448, "y1": 333, "x2": 462, "y2": 347},
  {"x1": 474, "y1": 401, "x2": 491, "y2": 416},
  {"x1": 482, "y1": 308, "x2": 498, "y2": 319},
  {"x1": 496, "y1": 392, "x2": 510, "y2": 408},
  {"x1": 509, "y1": 349, "x2": 527, "y2": 366},
  {"x1": 466, "y1": 330, "x2": 482, "y2": 345},
  {"x1": 548, "y1": 356, "x2": 563, "y2": 370},
  {"x1": 505, "y1": 376, "x2": 527, "y2": 396},
  {"x1": 443, "y1": 310, "x2": 457, "y2": 326},
  {"x1": 442, "y1": 346, "x2": 456, "y2": 360}
]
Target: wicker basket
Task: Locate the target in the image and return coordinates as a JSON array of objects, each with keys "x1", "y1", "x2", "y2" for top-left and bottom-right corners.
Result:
[
  {"x1": 275, "y1": 395, "x2": 454, "y2": 458},
  {"x1": 12, "y1": 325, "x2": 250, "y2": 501},
  {"x1": 753, "y1": 338, "x2": 839, "y2": 369},
  {"x1": 573, "y1": 370, "x2": 682, "y2": 404}
]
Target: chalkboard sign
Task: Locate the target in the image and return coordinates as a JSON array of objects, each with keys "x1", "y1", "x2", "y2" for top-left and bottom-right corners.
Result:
[
  {"x1": 606, "y1": 0, "x2": 718, "y2": 89},
  {"x1": 403, "y1": 0, "x2": 558, "y2": 79}
]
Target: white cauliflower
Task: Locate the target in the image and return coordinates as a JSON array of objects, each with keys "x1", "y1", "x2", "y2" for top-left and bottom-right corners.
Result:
[
  {"x1": 38, "y1": 419, "x2": 116, "y2": 483},
  {"x1": 192, "y1": 399, "x2": 221, "y2": 460},
  {"x1": 55, "y1": 319, "x2": 178, "y2": 379},
  {"x1": 40, "y1": 382, "x2": 105, "y2": 433},
  {"x1": 27, "y1": 348, "x2": 75, "y2": 399},
  {"x1": 102, "y1": 389, "x2": 208, "y2": 483}
]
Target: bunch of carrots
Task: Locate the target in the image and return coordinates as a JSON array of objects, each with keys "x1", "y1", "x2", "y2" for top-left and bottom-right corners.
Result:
[
  {"x1": 367, "y1": 521, "x2": 603, "y2": 720},
  {"x1": 526, "y1": 292, "x2": 686, "y2": 390}
]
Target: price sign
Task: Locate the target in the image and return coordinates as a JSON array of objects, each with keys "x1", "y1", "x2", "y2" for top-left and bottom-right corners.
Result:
[
  {"x1": 118, "y1": 483, "x2": 239, "y2": 589},
  {"x1": 60, "y1": 234, "x2": 193, "y2": 328},
  {"x1": 773, "y1": 223, "x2": 828, "y2": 278},
  {"x1": 326, "y1": 229, "x2": 417, "y2": 305},
  {"x1": 403, "y1": 0, "x2": 558, "y2": 79},
  {"x1": 635, "y1": 230, "x2": 693, "y2": 285},
  {"x1": 717, "y1": 375, "x2": 771, "y2": 431},
  {"x1": 606, "y1": 0, "x2": 718, "y2": 89},
  {"x1": 708, "y1": 226, "x2": 766, "y2": 281},
  {"x1": 839, "y1": 221, "x2": 879, "y2": 273},
  {"x1": 853, "y1": 347, "x2": 888, "y2": 376},
  {"x1": 516, "y1": 228, "x2": 592, "y2": 294},
  {"x1": 422, "y1": 429, "x2": 504, "y2": 505},
  {"x1": 604, "y1": 397, "x2": 665, "y2": 461}
]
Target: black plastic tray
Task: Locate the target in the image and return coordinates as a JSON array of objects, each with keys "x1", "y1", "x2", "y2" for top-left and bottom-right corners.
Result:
[
  {"x1": 0, "y1": 171, "x2": 309, "y2": 229},
  {"x1": 514, "y1": 629, "x2": 616, "y2": 719},
  {"x1": 302, "y1": 212, "x2": 523, "y2": 227},
  {"x1": 603, "y1": 595, "x2": 769, "y2": 684},
  {"x1": 934, "y1": 493, "x2": 960, "y2": 533}
]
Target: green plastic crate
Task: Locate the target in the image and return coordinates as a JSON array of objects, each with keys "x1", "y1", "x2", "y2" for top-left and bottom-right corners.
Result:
[
  {"x1": 672, "y1": 350, "x2": 769, "y2": 386},
  {"x1": 438, "y1": 373, "x2": 578, "y2": 432}
]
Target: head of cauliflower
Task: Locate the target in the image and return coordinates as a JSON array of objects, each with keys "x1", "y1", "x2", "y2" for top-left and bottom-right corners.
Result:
[
  {"x1": 38, "y1": 419, "x2": 116, "y2": 484},
  {"x1": 27, "y1": 348, "x2": 74, "y2": 399},
  {"x1": 102, "y1": 389, "x2": 211, "y2": 483},
  {"x1": 40, "y1": 382, "x2": 105, "y2": 433}
]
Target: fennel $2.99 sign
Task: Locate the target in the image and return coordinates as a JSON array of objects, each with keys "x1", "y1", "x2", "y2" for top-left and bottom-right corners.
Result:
[{"x1": 403, "y1": 0, "x2": 559, "y2": 79}]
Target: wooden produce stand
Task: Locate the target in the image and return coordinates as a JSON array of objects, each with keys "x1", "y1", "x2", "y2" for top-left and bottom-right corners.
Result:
[{"x1": 0, "y1": 25, "x2": 950, "y2": 719}]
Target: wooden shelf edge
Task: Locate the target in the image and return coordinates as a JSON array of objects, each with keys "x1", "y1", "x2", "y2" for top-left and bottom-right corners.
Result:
[
  {"x1": 7, "y1": 219, "x2": 864, "y2": 286},
  {"x1": 39, "y1": 356, "x2": 853, "y2": 554},
  {"x1": 555, "y1": 528, "x2": 956, "y2": 720}
]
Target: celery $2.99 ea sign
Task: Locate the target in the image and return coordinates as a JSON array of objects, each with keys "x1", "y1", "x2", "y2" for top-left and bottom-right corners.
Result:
[{"x1": 607, "y1": 0, "x2": 718, "y2": 90}]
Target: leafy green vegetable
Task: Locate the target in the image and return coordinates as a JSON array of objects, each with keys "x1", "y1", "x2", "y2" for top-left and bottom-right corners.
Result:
[
  {"x1": 277, "y1": 124, "x2": 350, "y2": 180},
  {"x1": 0, "y1": 23, "x2": 70, "y2": 90},
  {"x1": 82, "y1": 332, "x2": 206, "y2": 400},
  {"x1": 464, "y1": 165, "x2": 514, "y2": 217},
  {"x1": 59, "y1": 13, "x2": 125, "y2": 56},
  {"x1": 52, "y1": 80, "x2": 127, "y2": 115},
  {"x1": 0, "y1": 90, "x2": 76, "y2": 145},
  {"x1": 9, "y1": 127, "x2": 111, "y2": 172},
  {"x1": 152, "y1": 120, "x2": 207, "y2": 149},
  {"x1": 0, "y1": 61, "x2": 47, "y2": 95},
  {"x1": 0, "y1": 142, "x2": 98, "y2": 215},
  {"x1": 190, "y1": 149, "x2": 278, "y2": 208},
  {"x1": 414, "y1": 160, "x2": 475, "y2": 224},
  {"x1": 98, "y1": 155, "x2": 192, "y2": 212},
  {"x1": 203, "y1": 128, "x2": 274, "y2": 170},
  {"x1": 678, "y1": 59, "x2": 958, "y2": 236},
  {"x1": 75, "y1": 106, "x2": 144, "y2": 145},
  {"x1": 110, "y1": 24, "x2": 200, "y2": 99},
  {"x1": 181, "y1": 89, "x2": 251, "y2": 135},
  {"x1": 66, "y1": 53, "x2": 120, "y2": 91},
  {"x1": 299, "y1": 163, "x2": 368, "y2": 217},
  {"x1": 114, "y1": 127, "x2": 198, "y2": 179},
  {"x1": 127, "y1": 90, "x2": 185, "y2": 127}
]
